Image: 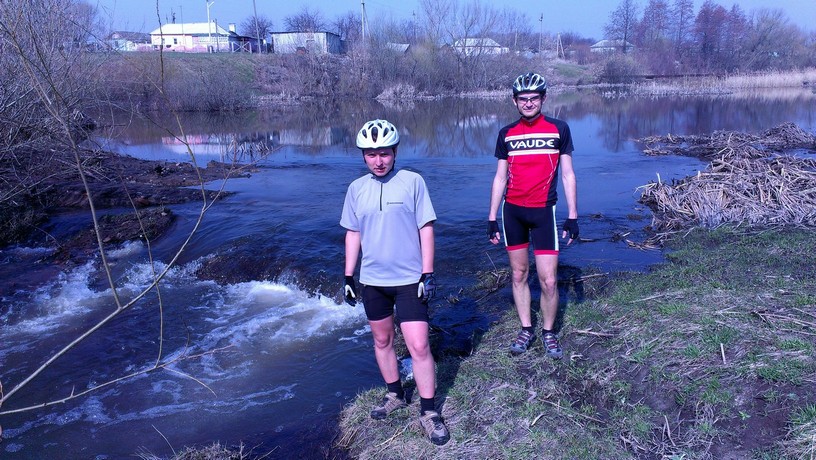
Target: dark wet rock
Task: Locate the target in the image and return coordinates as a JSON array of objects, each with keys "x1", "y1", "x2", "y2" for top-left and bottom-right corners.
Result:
[
  {"x1": 52, "y1": 207, "x2": 176, "y2": 263},
  {"x1": 2, "y1": 148, "x2": 250, "y2": 257},
  {"x1": 195, "y1": 243, "x2": 286, "y2": 285}
]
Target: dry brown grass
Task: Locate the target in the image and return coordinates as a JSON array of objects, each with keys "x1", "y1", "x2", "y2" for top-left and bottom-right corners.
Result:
[
  {"x1": 630, "y1": 68, "x2": 816, "y2": 96},
  {"x1": 136, "y1": 441, "x2": 265, "y2": 460},
  {"x1": 637, "y1": 123, "x2": 816, "y2": 238}
]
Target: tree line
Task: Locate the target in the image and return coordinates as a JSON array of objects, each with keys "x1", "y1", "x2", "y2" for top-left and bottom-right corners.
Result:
[
  {"x1": 605, "y1": 0, "x2": 814, "y2": 74},
  {"x1": 253, "y1": 0, "x2": 812, "y2": 76}
]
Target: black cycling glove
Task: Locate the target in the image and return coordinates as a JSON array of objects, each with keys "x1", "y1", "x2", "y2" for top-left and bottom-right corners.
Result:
[
  {"x1": 562, "y1": 218, "x2": 579, "y2": 241},
  {"x1": 418, "y1": 272, "x2": 437, "y2": 303},
  {"x1": 343, "y1": 275, "x2": 358, "y2": 306},
  {"x1": 487, "y1": 220, "x2": 500, "y2": 240}
]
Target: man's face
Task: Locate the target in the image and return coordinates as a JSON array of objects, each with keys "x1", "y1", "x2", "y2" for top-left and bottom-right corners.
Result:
[
  {"x1": 514, "y1": 91, "x2": 544, "y2": 119},
  {"x1": 363, "y1": 147, "x2": 396, "y2": 177}
]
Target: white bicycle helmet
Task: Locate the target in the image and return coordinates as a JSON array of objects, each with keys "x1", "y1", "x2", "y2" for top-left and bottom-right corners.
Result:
[
  {"x1": 512, "y1": 72, "x2": 547, "y2": 95},
  {"x1": 356, "y1": 119, "x2": 400, "y2": 149}
]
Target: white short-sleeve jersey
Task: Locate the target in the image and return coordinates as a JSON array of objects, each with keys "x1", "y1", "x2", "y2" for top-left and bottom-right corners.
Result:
[{"x1": 340, "y1": 168, "x2": 436, "y2": 286}]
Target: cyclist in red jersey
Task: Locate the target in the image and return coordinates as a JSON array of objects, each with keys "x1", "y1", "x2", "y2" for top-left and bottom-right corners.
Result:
[{"x1": 487, "y1": 72, "x2": 579, "y2": 359}]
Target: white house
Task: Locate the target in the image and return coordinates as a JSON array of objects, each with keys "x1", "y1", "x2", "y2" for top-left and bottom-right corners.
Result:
[
  {"x1": 270, "y1": 32, "x2": 343, "y2": 54},
  {"x1": 590, "y1": 39, "x2": 635, "y2": 54},
  {"x1": 452, "y1": 38, "x2": 508, "y2": 56},
  {"x1": 149, "y1": 22, "x2": 260, "y2": 53}
]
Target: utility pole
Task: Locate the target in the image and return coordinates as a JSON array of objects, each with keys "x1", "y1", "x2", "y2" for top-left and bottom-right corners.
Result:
[
  {"x1": 206, "y1": 0, "x2": 215, "y2": 52},
  {"x1": 412, "y1": 10, "x2": 416, "y2": 44},
  {"x1": 252, "y1": 0, "x2": 261, "y2": 53},
  {"x1": 215, "y1": 19, "x2": 220, "y2": 52},
  {"x1": 179, "y1": 5, "x2": 184, "y2": 48},
  {"x1": 538, "y1": 13, "x2": 543, "y2": 54},
  {"x1": 361, "y1": 0, "x2": 368, "y2": 42}
]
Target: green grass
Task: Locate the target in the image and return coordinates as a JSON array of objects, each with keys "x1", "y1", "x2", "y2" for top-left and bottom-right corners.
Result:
[{"x1": 783, "y1": 403, "x2": 816, "y2": 459}]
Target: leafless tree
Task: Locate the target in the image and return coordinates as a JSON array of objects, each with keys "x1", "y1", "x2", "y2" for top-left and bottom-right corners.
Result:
[
  {"x1": 744, "y1": 8, "x2": 803, "y2": 70},
  {"x1": 633, "y1": 0, "x2": 675, "y2": 73},
  {"x1": 333, "y1": 11, "x2": 362, "y2": 44},
  {"x1": 239, "y1": 14, "x2": 273, "y2": 39},
  {"x1": 669, "y1": 0, "x2": 694, "y2": 59},
  {"x1": 605, "y1": 0, "x2": 640, "y2": 53},
  {"x1": 284, "y1": 6, "x2": 328, "y2": 33},
  {"x1": 693, "y1": 0, "x2": 729, "y2": 71},
  {"x1": 720, "y1": 4, "x2": 749, "y2": 71},
  {"x1": 418, "y1": 0, "x2": 454, "y2": 46},
  {"x1": 494, "y1": 9, "x2": 534, "y2": 53},
  {"x1": 0, "y1": 0, "x2": 98, "y2": 227},
  {"x1": 636, "y1": 0, "x2": 670, "y2": 50}
]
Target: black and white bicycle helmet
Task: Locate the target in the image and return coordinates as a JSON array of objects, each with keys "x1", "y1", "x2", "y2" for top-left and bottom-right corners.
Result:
[
  {"x1": 512, "y1": 72, "x2": 547, "y2": 95},
  {"x1": 356, "y1": 119, "x2": 400, "y2": 149}
]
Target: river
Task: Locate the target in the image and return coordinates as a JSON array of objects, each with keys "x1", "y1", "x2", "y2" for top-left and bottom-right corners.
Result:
[{"x1": 1, "y1": 89, "x2": 814, "y2": 458}]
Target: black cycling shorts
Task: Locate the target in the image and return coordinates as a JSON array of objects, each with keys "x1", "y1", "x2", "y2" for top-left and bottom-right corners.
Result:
[
  {"x1": 501, "y1": 201, "x2": 559, "y2": 255},
  {"x1": 361, "y1": 284, "x2": 429, "y2": 322}
]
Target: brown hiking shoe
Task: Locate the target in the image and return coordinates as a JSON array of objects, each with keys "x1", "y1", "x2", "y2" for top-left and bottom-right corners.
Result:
[
  {"x1": 419, "y1": 410, "x2": 450, "y2": 445},
  {"x1": 370, "y1": 392, "x2": 407, "y2": 420}
]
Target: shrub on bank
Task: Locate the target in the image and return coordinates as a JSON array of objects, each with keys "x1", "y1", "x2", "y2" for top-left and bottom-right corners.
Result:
[{"x1": 87, "y1": 48, "x2": 598, "y2": 113}]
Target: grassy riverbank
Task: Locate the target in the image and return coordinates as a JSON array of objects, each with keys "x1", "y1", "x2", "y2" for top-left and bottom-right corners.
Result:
[
  {"x1": 93, "y1": 52, "x2": 816, "y2": 108},
  {"x1": 624, "y1": 68, "x2": 816, "y2": 97},
  {"x1": 337, "y1": 226, "x2": 816, "y2": 459}
]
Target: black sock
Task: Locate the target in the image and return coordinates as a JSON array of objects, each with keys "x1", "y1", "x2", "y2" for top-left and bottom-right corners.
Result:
[
  {"x1": 386, "y1": 379, "x2": 404, "y2": 400},
  {"x1": 541, "y1": 328, "x2": 553, "y2": 335},
  {"x1": 420, "y1": 397, "x2": 436, "y2": 415},
  {"x1": 523, "y1": 326, "x2": 535, "y2": 334}
]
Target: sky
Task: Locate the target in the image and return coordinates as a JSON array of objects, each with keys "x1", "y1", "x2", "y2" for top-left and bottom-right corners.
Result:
[{"x1": 96, "y1": 0, "x2": 815, "y2": 40}]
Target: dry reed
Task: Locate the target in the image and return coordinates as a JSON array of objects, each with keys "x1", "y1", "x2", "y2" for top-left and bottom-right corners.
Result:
[
  {"x1": 638, "y1": 123, "x2": 816, "y2": 236},
  {"x1": 630, "y1": 68, "x2": 816, "y2": 96}
]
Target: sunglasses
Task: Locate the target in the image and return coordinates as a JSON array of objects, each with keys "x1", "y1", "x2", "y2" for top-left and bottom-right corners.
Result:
[{"x1": 516, "y1": 95, "x2": 542, "y2": 104}]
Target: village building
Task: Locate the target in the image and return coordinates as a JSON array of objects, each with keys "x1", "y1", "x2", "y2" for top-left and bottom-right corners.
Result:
[
  {"x1": 149, "y1": 22, "x2": 263, "y2": 53},
  {"x1": 107, "y1": 31, "x2": 151, "y2": 51},
  {"x1": 269, "y1": 31, "x2": 343, "y2": 55},
  {"x1": 590, "y1": 39, "x2": 636, "y2": 54},
  {"x1": 452, "y1": 38, "x2": 509, "y2": 56}
]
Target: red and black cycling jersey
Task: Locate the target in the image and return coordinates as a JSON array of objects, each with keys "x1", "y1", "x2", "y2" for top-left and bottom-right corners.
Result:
[{"x1": 495, "y1": 114, "x2": 574, "y2": 208}]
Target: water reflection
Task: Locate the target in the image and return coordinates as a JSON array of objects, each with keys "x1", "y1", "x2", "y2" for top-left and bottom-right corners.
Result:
[{"x1": 92, "y1": 88, "x2": 815, "y2": 164}]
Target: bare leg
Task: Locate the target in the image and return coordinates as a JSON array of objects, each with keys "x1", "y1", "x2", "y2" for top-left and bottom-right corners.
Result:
[
  {"x1": 369, "y1": 316, "x2": 399, "y2": 384},
  {"x1": 534, "y1": 253, "x2": 559, "y2": 330},
  {"x1": 400, "y1": 320, "x2": 435, "y2": 399},
  {"x1": 508, "y1": 248, "x2": 532, "y2": 327}
]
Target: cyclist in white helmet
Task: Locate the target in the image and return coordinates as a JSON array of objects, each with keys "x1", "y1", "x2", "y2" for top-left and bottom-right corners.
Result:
[
  {"x1": 487, "y1": 72, "x2": 579, "y2": 359},
  {"x1": 340, "y1": 119, "x2": 450, "y2": 446}
]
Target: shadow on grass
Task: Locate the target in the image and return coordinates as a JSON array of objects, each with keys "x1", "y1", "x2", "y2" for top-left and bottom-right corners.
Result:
[{"x1": 431, "y1": 261, "x2": 586, "y2": 413}]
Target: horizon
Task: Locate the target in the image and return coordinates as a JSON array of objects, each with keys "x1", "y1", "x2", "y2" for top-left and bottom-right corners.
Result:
[{"x1": 96, "y1": 0, "x2": 815, "y2": 42}]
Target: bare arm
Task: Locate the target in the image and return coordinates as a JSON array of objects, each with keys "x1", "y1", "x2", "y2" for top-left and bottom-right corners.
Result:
[
  {"x1": 419, "y1": 222, "x2": 435, "y2": 274},
  {"x1": 344, "y1": 230, "x2": 361, "y2": 276},
  {"x1": 488, "y1": 159, "x2": 508, "y2": 244}
]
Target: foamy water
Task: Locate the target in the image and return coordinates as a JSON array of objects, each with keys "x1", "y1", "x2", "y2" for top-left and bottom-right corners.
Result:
[{"x1": 1, "y1": 243, "x2": 371, "y2": 456}]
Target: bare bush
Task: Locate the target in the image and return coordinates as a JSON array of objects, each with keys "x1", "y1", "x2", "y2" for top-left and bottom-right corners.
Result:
[
  {"x1": 0, "y1": 0, "x2": 107, "y2": 243},
  {"x1": 598, "y1": 54, "x2": 643, "y2": 83}
]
